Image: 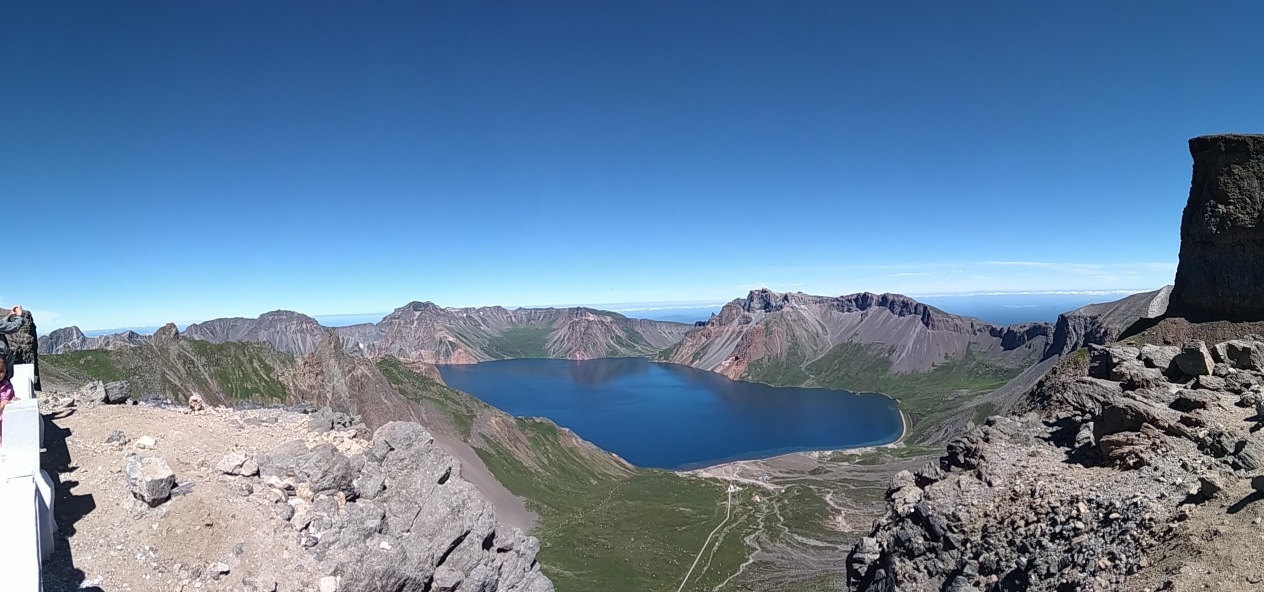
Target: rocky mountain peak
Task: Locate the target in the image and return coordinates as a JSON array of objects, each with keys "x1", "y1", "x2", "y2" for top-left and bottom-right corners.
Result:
[
  {"x1": 1169, "y1": 133, "x2": 1264, "y2": 321},
  {"x1": 151, "y1": 322, "x2": 180, "y2": 345},
  {"x1": 739, "y1": 288, "x2": 790, "y2": 313}
]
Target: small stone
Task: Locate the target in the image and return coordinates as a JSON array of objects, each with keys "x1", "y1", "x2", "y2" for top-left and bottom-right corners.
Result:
[
  {"x1": 1199, "y1": 475, "x2": 1225, "y2": 499},
  {"x1": 209, "y1": 562, "x2": 231, "y2": 579},
  {"x1": 273, "y1": 502, "x2": 295, "y2": 521},
  {"x1": 1251, "y1": 475, "x2": 1264, "y2": 494},
  {"x1": 135, "y1": 436, "x2": 158, "y2": 450},
  {"x1": 319, "y1": 576, "x2": 339, "y2": 592},
  {"x1": 217, "y1": 452, "x2": 259, "y2": 477},
  {"x1": 236, "y1": 482, "x2": 255, "y2": 497},
  {"x1": 104, "y1": 430, "x2": 127, "y2": 445}
]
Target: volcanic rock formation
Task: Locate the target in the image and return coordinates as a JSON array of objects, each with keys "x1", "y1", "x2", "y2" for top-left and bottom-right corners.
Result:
[
  {"x1": 1046, "y1": 286, "x2": 1172, "y2": 357},
  {"x1": 1169, "y1": 134, "x2": 1264, "y2": 321},
  {"x1": 665, "y1": 289, "x2": 1053, "y2": 380}
]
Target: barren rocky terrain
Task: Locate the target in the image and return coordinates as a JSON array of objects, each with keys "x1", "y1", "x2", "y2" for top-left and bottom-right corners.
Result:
[{"x1": 39, "y1": 386, "x2": 552, "y2": 592}]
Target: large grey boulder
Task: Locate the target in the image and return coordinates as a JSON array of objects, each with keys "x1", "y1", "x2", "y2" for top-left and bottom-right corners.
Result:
[
  {"x1": 1168, "y1": 134, "x2": 1264, "y2": 321},
  {"x1": 125, "y1": 455, "x2": 176, "y2": 507},
  {"x1": 1088, "y1": 345, "x2": 1139, "y2": 380},
  {"x1": 257, "y1": 441, "x2": 354, "y2": 497},
  {"x1": 104, "y1": 380, "x2": 131, "y2": 404},
  {"x1": 1173, "y1": 341, "x2": 1215, "y2": 376},
  {"x1": 1140, "y1": 344, "x2": 1181, "y2": 375},
  {"x1": 1212, "y1": 340, "x2": 1264, "y2": 371}
]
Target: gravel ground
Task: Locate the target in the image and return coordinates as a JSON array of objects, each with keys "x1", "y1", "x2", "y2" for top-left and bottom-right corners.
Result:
[{"x1": 39, "y1": 399, "x2": 364, "y2": 592}]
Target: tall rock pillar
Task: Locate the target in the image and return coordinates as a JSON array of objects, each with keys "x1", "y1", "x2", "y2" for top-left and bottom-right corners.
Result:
[{"x1": 1168, "y1": 134, "x2": 1264, "y2": 321}]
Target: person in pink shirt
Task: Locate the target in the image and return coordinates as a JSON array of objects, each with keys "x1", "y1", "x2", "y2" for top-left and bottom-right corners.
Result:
[{"x1": 0, "y1": 361, "x2": 14, "y2": 447}]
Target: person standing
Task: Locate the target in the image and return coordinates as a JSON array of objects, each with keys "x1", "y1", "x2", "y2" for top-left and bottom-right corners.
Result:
[{"x1": 0, "y1": 305, "x2": 27, "y2": 379}]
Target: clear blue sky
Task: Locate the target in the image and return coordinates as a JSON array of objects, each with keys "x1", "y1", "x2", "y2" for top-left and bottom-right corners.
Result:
[{"x1": 6, "y1": 2, "x2": 1262, "y2": 331}]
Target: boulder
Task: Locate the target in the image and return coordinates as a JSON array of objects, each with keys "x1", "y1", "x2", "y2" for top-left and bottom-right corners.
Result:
[
  {"x1": 103, "y1": 380, "x2": 131, "y2": 404},
  {"x1": 1168, "y1": 134, "x2": 1264, "y2": 322},
  {"x1": 1237, "y1": 440, "x2": 1264, "y2": 472},
  {"x1": 1213, "y1": 340, "x2": 1264, "y2": 371},
  {"x1": 1170, "y1": 390, "x2": 1220, "y2": 412},
  {"x1": 1088, "y1": 345, "x2": 1140, "y2": 380},
  {"x1": 258, "y1": 441, "x2": 354, "y2": 497},
  {"x1": 1174, "y1": 341, "x2": 1215, "y2": 376},
  {"x1": 126, "y1": 455, "x2": 176, "y2": 507},
  {"x1": 1195, "y1": 375, "x2": 1228, "y2": 391},
  {"x1": 1199, "y1": 475, "x2": 1225, "y2": 499},
  {"x1": 1115, "y1": 361, "x2": 1168, "y2": 391},
  {"x1": 1140, "y1": 344, "x2": 1180, "y2": 374}
]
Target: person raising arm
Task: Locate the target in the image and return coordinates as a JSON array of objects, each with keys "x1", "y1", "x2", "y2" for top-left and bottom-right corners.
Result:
[{"x1": 0, "y1": 305, "x2": 25, "y2": 379}]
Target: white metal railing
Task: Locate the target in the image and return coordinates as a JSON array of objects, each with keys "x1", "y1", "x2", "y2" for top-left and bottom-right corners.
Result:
[{"x1": 0, "y1": 363, "x2": 56, "y2": 591}]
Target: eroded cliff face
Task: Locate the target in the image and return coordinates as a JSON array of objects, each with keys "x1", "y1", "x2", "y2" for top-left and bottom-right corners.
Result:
[
  {"x1": 341, "y1": 302, "x2": 692, "y2": 364},
  {"x1": 665, "y1": 289, "x2": 1054, "y2": 380},
  {"x1": 1046, "y1": 286, "x2": 1172, "y2": 357},
  {"x1": 1169, "y1": 134, "x2": 1264, "y2": 321},
  {"x1": 183, "y1": 310, "x2": 329, "y2": 355}
]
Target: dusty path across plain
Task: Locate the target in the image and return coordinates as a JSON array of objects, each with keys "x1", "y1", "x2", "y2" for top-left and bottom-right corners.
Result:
[{"x1": 676, "y1": 485, "x2": 735, "y2": 592}]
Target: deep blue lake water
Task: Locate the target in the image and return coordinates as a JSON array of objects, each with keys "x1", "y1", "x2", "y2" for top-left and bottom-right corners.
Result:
[{"x1": 437, "y1": 358, "x2": 903, "y2": 470}]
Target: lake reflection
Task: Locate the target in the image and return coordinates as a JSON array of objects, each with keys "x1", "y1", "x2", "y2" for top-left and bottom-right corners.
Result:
[{"x1": 437, "y1": 358, "x2": 903, "y2": 470}]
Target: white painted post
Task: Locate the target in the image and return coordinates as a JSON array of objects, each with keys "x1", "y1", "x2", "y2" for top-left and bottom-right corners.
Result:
[
  {"x1": 0, "y1": 476, "x2": 41, "y2": 590},
  {"x1": 1, "y1": 400, "x2": 41, "y2": 478},
  {"x1": 12, "y1": 363, "x2": 34, "y2": 400}
]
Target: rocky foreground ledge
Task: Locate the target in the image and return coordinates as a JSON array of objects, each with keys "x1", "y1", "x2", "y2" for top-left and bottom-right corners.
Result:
[
  {"x1": 38, "y1": 386, "x2": 553, "y2": 592},
  {"x1": 847, "y1": 338, "x2": 1264, "y2": 591}
]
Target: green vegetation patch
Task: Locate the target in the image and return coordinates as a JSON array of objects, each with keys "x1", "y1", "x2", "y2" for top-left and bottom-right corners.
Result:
[
  {"x1": 375, "y1": 356, "x2": 484, "y2": 437},
  {"x1": 184, "y1": 340, "x2": 291, "y2": 401},
  {"x1": 802, "y1": 342, "x2": 1021, "y2": 430},
  {"x1": 474, "y1": 417, "x2": 753, "y2": 592},
  {"x1": 481, "y1": 327, "x2": 553, "y2": 359},
  {"x1": 42, "y1": 350, "x2": 131, "y2": 383}
]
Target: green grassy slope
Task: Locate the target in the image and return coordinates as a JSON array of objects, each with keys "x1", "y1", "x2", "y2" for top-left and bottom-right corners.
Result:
[
  {"x1": 742, "y1": 340, "x2": 1026, "y2": 440},
  {"x1": 475, "y1": 418, "x2": 755, "y2": 592},
  {"x1": 42, "y1": 341, "x2": 294, "y2": 403}
]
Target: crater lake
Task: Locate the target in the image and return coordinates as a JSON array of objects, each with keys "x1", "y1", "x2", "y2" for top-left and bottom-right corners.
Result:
[{"x1": 436, "y1": 357, "x2": 904, "y2": 470}]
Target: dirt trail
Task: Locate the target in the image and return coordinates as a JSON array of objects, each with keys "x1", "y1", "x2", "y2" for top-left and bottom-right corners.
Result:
[{"x1": 677, "y1": 486, "x2": 735, "y2": 592}]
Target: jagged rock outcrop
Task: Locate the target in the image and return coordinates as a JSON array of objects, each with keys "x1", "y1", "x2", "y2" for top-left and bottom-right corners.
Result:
[
  {"x1": 847, "y1": 338, "x2": 1264, "y2": 590},
  {"x1": 256, "y1": 422, "x2": 553, "y2": 592},
  {"x1": 38, "y1": 325, "x2": 89, "y2": 355},
  {"x1": 7, "y1": 310, "x2": 40, "y2": 389},
  {"x1": 1046, "y1": 286, "x2": 1172, "y2": 357},
  {"x1": 1169, "y1": 134, "x2": 1264, "y2": 321},
  {"x1": 665, "y1": 289, "x2": 1053, "y2": 380}
]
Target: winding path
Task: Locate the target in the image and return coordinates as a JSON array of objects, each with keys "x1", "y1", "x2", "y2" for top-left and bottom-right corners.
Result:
[{"x1": 676, "y1": 486, "x2": 735, "y2": 592}]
